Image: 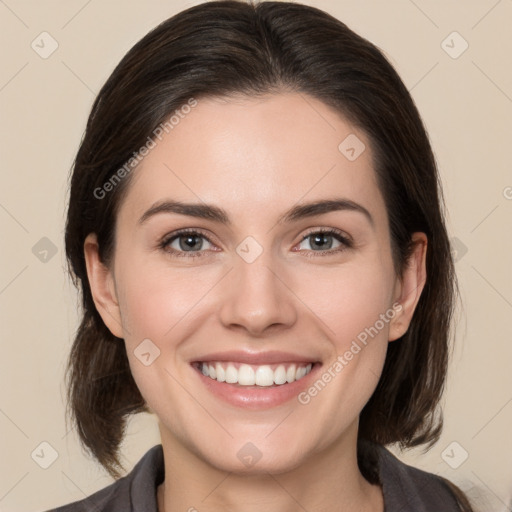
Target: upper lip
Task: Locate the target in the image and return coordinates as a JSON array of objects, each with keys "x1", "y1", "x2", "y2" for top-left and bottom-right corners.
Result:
[{"x1": 192, "y1": 350, "x2": 319, "y2": 365}]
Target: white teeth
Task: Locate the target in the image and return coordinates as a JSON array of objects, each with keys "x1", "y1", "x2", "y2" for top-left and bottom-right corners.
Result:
[
  {"x1": 286, "y1": 364, "x2": 296, "y2": 383},
  {"x1": 225, "y1": 364, "x2": 238, "y2": 384},
  {"x1": 215, "y1": 362, "x2": 225, "y2": 382},
  {"x1": 238, "y1": 364, "x2": 255, "y2": 385},
  {"x1": 199, "y1": 361, "x2": 313, "y2": 387},
  {"x1": 274, "y1": 365, "x2": 287, "y2": 385},
  {"x1": 255, "y1": 365, "x2": 274, "y2": 386}
]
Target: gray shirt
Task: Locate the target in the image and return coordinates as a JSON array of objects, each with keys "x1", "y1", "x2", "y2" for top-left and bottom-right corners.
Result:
[{"x1": 48, "y1": 444, "x2": 461, "y2": 511}]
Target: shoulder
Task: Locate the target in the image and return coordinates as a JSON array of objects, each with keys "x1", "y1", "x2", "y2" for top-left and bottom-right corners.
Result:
[
  {"x1": 45, "y1": 445, "x2": 164, "y2": 512},
  {"x1": 376, "y1": 444, "x2": 462, "y2": 512}
]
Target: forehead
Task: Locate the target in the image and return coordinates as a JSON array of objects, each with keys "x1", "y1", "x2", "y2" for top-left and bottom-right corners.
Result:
[{"x1": 118, "y1": 92, "x2": 385, "y2": 227}]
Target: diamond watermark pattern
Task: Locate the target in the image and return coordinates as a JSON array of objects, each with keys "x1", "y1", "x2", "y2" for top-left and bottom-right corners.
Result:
[
  {"x1": 236, "y1": 236, "x2": 263, "y2": 263},
  {"x1": 31, "y1": 441, "x2": 59, "y2": 469},
  {"x1": 441, "y1": 441, "x2": 469, "y2": 469},
  {"x1": 237, "y1": 442, "x2": 262, "y2": 468},
  {"x1": 32, "y1": 237, "x2": 58, "y2": 263},
  {"x1": 338, "y1": 134, "x2": 366, "y2": 161},
  {"x1": 441, "y1": 31, "x2": 469, "y2": 59},
  {"x1": 31, "y1": 32, "x2": 59, "y2": 59},
  {"x1": 450, "y1": 237, "x2": 468, "y2": 263},
  {"x1": 134, "y1": 338, "x2": 161, "y2": 366}
]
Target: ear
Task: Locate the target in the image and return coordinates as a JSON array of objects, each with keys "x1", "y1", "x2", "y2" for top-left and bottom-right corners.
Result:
[
  {"x1": 83, "y1": 233, "x2": 124, "y2": 338},
  {"x1": 388, "y1": 232, "x2": 427, "y2": 341}
]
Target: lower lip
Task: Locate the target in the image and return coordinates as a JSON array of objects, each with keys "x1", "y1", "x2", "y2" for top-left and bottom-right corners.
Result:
[{"x1": 192, "y1": 363, "x2": 321, "y2": 410}]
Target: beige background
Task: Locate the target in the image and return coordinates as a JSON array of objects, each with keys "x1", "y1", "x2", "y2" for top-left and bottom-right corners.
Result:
[{"x1": 1, "y1": 0, "x2": 511, "y2": 511}]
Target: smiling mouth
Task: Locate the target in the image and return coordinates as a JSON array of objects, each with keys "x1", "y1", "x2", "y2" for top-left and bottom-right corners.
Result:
[{"x1": 192, "y1": 361, "x2": 315, "y2": 387}]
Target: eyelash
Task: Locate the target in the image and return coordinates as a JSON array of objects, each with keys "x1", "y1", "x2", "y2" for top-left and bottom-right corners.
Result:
[
  {"x1": 158, "y1": 228, "x2": 353, "y2": 259},
  {"x1": 299, "y1": 228, "x2": 353, "y2": 258}
]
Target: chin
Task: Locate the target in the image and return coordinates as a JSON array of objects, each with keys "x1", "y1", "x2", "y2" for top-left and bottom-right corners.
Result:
[{"x1": 193, "y1": 432, "x2": 315, "y2": 476}]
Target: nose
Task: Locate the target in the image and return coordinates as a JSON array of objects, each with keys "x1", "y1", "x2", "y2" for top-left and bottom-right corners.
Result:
[{"x1": 218, "y1": 248, "x2": 298, "y2": 336}]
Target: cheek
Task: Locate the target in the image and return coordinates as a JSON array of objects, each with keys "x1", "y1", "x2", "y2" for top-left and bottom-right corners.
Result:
[
  {"x1": 113, "y1": 265, "x2": 196, "y2": 417},
  {"x1": 293, "y1": 259, "x2": 396, "y2": 412},
  {"x1": 112, "y1": 259, "x2": 221, "y2": 401},
  {"x1": 297, "y1": 259, "x2": 396, "y2": 345},
  {"x1": 115, "y1": 260, "x2": 208, "y2": 344}
]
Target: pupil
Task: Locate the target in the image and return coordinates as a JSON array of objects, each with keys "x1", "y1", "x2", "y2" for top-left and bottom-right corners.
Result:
[
  {"x1": 311, "y1": 233, "x2": 332, "y2": 250},
  {"x1": 180, "y1": 235, "x2": 202, "y2": 251}
]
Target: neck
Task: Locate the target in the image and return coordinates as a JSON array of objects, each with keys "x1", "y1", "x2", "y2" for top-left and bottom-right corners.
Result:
[{"x1": 157, "y1": 422, "x2": 384, "y2": 512}]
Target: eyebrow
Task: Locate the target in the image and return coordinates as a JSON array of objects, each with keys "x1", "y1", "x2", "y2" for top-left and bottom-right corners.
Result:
[{"x1": 138, "y1": 198, "x2": 374, "y2": 227}]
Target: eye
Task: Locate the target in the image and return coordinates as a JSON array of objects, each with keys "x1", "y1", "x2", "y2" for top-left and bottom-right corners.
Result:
[
  {"x1": 159, "y1": 228, "x2": 352, "y2": 259},
  {"x1": 296, "y1": 229, "x2": 352, "y2": 256},
  {"x1": 160, "y1": 229, "x2": 216, "y2": 258}
]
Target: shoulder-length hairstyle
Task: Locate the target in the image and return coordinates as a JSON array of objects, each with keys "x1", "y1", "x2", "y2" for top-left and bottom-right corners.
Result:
[{"x1": 65, "y1": 0, "x2": 468, "y2": 507}]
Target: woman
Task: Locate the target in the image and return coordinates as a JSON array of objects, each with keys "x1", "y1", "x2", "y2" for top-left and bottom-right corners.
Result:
[{"x1": 54, "y1": 1, "x2": 474, "y2": 510}]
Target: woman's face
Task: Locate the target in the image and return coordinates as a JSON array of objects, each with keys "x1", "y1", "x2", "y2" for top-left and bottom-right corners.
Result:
[{"x1": 86, "y1": 92, "x2": 425, "y2": 474}]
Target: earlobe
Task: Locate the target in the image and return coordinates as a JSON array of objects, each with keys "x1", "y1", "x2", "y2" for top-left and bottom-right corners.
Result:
[
  {"x1": 388, "y1": 232, "x2": 427, "y2": 342},
  {"x1": 83, "y1": 233, "x2": 124, "y2": 339}
]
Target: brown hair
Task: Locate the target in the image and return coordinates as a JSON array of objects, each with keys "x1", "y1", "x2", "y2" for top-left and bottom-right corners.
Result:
[{"x1": 65, "y1": 0, "x2": 470, "y2": 508}]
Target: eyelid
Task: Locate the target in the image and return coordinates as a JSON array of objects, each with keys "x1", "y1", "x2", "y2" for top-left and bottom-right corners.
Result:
[
  {"x1": 160, "y1": 227, "x2": 216, "y2": 246},
  {"x1": 299, "y1": 226, "x2": 353, "y2": 245}
]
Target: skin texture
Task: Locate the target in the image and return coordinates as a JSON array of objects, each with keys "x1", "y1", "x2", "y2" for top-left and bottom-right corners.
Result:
[{"x1": 84, "y1": 92, "x2": 427, "y2": 512}]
